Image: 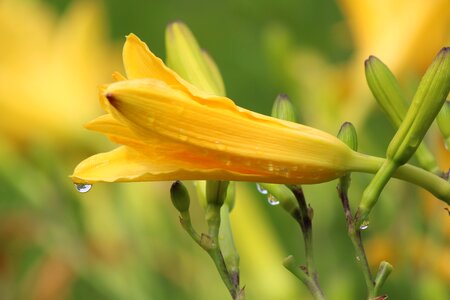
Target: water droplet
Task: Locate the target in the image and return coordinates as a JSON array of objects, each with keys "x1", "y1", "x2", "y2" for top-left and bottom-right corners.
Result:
[
  {"x1": 214, "y1": 141, "x2": 226, "y2": 151},
  {"x1": 356, "y1": 256, "x2": 360, "y2": 261},
  {"x1": 74, "y1": 183, "x2": 92, "y2": 193},
  {"x1": 359, "y1": 220, "x2": 370, "y2": 230},
  {"x1": 256, "y1": 184, "x2": 268, "y2": 195},
  {"x1": 267, "y1": 194, "x2": 280, "y2": 206}
]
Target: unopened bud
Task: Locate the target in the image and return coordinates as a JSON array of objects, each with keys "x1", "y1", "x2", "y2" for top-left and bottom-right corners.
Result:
[
  {"x1": 365, "y1": 55, "x2": 407, "y2": 127},
  {"x1": 387, "y1": 47, "x2": 450, "y2": 164},
  {"x1": 258, "y1": 183, "x2": 299, "y2": 215},
  {"x1": 170, "y1": 180, "x2": 190, "y2": 213},
  {"x1": 271, "y1": 93, "x2": 297, "y2": 122},
  {"x1": 165, "y1": 21, "x2": 225, "y2": 95},
  {"x1": 206, "y1": 180, "x2": 229, "y2": 207},
  {"x1": 437, "y1": 100, "x2": 450, "y2": 149},
  {"x1": 337, "y1": 122, "x2": 358, "y2": 193}
]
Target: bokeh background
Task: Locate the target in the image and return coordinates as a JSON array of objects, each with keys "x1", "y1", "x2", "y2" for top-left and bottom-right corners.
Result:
[{"x1": 1, "y1": 0, "x2": 449, "y2": 299}]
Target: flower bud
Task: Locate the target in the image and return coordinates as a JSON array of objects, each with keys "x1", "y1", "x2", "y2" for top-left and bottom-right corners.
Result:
[
  {"x1": 365, "y1": 55, "x2": 439, "y2": 172},
  {"x1": 337, "y1": 122, "x2": 358, "y2": 152},
  {"x1": 165, "y1": 21, "x2": 225, "y2": 95},
  {"x1": 271, "y1": 93, "x2": 297, "y2": 122},
  {"x1": 437, "y1": 100, "x2": 450, "y2": 149},
  {"x1": 337, "y1": 122, "x2": 358, "y2": 193},
  {"x1": 365, "y1": 55, "x2": 408, "y2": 127},
  {"x1": 170, "y1": 180, "x2": 190, "y2": 213},
  {"x1": 374, "y1": 261, "x2": 393, "y2": 293},
  {"x1": 224, "y1": 181, "x2": 236, "y2": 211},
  {"x1": 258, "y1": 183, "x2": 299, "y2": 215},
  {"x1": 387, "y1": 47, "x2": 450, "y2": 165},
  {"x1": 206, "y1": 180, "x2": 229, "y2": 207}
]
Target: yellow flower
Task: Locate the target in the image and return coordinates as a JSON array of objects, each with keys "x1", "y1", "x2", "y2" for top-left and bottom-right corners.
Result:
[{"x1": 72, "y1": 34, "x2": 361, "y2": 184}]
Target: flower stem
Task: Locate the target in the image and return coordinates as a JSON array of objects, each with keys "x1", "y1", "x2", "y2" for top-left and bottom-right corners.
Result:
[
  {"x1": 351, "y1": 152, "x2": 450, "y2": 205},
  {"x1": 338, "y1": 187, "x2": 375, "y2": 296},
  {"x1": 287, "y1": 185, "x2": 325, "y2": 299},
  {"x1": 283, "y1": 255, "x2": 326, "y2": 300}
]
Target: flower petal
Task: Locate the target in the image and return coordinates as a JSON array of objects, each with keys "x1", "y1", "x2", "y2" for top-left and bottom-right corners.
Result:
[
  {"x1": 71, "y1": 146, "x2": 288, "y2": 184},
  {"x1": 102, "y1": 78, "x2": 356, "y2": 183},
  {"x1": 122, "y1": 33, "x2": 226, "y2": 100}
]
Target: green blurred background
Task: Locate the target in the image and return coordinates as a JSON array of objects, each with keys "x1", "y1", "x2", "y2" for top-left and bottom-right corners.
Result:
[{"x1": 0, "y1": 0, "x2": 449, "y2": 299}]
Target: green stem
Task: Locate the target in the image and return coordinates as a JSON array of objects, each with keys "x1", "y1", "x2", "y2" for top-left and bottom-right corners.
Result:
[
  {"x1": 219, "y1": 206, "x2": 240, "y2": 287},
  {"x1": 205, "y1": 204, "x2": 239, "y2": 299},
  {"x1": 351, "y1": 152, "x2": 450, "y2": 204},
  {"x1": 180, "y1": 209, "x2": 239, "y2": 299},
  {"x1": 283, "y1": 256, "x2": 326, "y2": 300},
  {"x1": 288, "y1": 185, "x2": 325, "y2": 299},
  {"x1": 337, "y1": 188, "x2": 375, "y2": 298}
]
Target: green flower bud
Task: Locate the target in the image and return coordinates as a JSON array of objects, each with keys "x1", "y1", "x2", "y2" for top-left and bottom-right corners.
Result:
[
  {"x1": 358, "y1": 48, "x2": 450, "y2": 224},
  {"x1": 374, "y1": 261, "x2": 393, "y2": 295},
  {"x1": 337, "y1": 122, "x2": 358, "y2": 151},
  {"x1": 365, "y1": 55, "x2": 408, "y2": 127},
  {"x1": 224, "y1": 181, "x2": 236, "y2": 211},
  {"x1": 387, "y1": 47, "x2": 450, "y2": 165},
  {"x1": 258, "y1": 183, "x2": 299, "y2": 215},
  {"x1": 165, "y1": 21, "x2": 225, "y2": 95},
  {"x1": 437, "y1": 100, "x2": 450, "y2": 149},
  {"x1": 170, "y1": 180, "x2": 190, "y2": 213},
  {"x1": 271, "y1": 93, "x2": 297, "y2": 122},
  {"x1": 195, "y1": 180, "x2": 207, "y2": 209},
  {"x1": 365, "y1": 55, "x2": 439, "y2": 173},
  {"x1": 337, "y1": 122, "x2": 358, "y2": 194},
  {"x1": 206, "y1": 180, "x2": 229, "y2": 207}
]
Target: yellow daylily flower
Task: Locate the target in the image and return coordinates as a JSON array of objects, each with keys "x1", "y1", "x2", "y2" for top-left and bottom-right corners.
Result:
[
  {"x1": 72, "y1": 34, "x2": 362, "y2": 184},
  {"x1": 70, "y1": 34, "x2": 450, "y2": 207}
]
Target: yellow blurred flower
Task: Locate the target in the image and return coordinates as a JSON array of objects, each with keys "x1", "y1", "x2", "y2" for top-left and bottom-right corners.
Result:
[
  {"x1": 0, "y1": 0, "x2": 117, "y2": 142},
  {"x1": 339, "y1": 0, "x2": 450, "y2": 124},
  {"x1": 72, "y1": 34, "x2": 364, "y2": 185}
]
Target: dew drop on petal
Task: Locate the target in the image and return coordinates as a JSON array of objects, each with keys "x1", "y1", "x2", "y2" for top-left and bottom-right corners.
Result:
[
  {"x1": 267, "y1": 194, "x2": 280, "y2": 206},
  {"x1": 256, "y1": 184, "x2": 268, "y2": 195},
  {"x1": 74, "y1": 183, "x2": 92, "y2": 193}
]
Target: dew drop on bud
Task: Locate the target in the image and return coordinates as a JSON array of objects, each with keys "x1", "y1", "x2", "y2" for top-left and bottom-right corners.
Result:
[
  {"x1": 267, "y1": 194, "x2": 280, "y2": 206},
  {"x1": 256, "y1": 184, "x2": 268, "y2": 195},
  {"x1": 74, "y1": 183, "x2": 92, "y2": 193},
  {"x1": 359, "y1": 220, "x2": 370, "y2": 230}
]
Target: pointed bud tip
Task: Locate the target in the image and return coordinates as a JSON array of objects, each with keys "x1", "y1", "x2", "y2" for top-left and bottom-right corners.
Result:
[
  {"x1": 337, "y1": 122, "x2": 358, "y2": 151},
  {"x1": 272, "y1": 93, "x2": 297, "y2": 122},
  {"x1": 170, "y1": 180, "x2": 190, "y2": 213}
]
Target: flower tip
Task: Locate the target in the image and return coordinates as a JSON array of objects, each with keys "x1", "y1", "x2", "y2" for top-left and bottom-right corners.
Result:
[
  {"x1": 439, "y1": 46, "x2": 450, "y2": 56},
  {"x1": 167, "y1": 20, "x2": 186, "y2": 28},
  {"x1": 364, "y1": 55, "x2": 378, "y2": 67}
]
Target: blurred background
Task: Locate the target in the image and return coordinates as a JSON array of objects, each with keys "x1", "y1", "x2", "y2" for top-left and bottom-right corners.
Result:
[{"x1": 0, "y1": 0, "x2": 449, "y2": 299}]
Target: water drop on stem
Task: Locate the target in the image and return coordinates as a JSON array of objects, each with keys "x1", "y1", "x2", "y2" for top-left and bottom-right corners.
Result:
[
  {"x1": 256, "y1": 183, "x2": 268, "y2": 195},
  {"x1": 267, "y1": 194, "x2": 280, "y2": 206}
]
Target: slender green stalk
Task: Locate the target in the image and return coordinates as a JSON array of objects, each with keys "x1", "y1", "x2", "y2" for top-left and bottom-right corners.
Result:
[
  {"x1": 337, "y1": 189, "x2": 375, "y2": 298},
  {"x1": 287, "y1": 185, "x2": 325, "y2": 299},
  {"x1": 283, "y1": 256, "x2": 326, "y2": 300},
  {"x1": 350, "y1": 152, "x2": 450, "y2": 205},
  {"x1": 205, "y1": 204, "x2": 242, "y2": 299}
]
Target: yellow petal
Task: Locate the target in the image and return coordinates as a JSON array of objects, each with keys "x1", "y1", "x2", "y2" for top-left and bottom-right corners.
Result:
[
  {"x1": 122, "y1": 33, "x2": 223, "y2": 100},
  {"x1": 102, "y1": 78, "x2": 356, "y2": 183},
  {"x1": 71, "y1": 146, "x2": 285, "y2": 184}
]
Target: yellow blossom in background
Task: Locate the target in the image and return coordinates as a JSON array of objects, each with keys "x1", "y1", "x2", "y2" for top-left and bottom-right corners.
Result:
[
  {"x1": 339, "y1": 0, "x2": 450, "y2": 125},
  {"x1": 72, "y1": 34, "x2": 365, "y2": 185},
  {"x1": 268, "y1": 0, "x2": 450, "y2": 130},
  {"x1": 0, "y1": 0, "x2": 117, "y2": 142}
]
